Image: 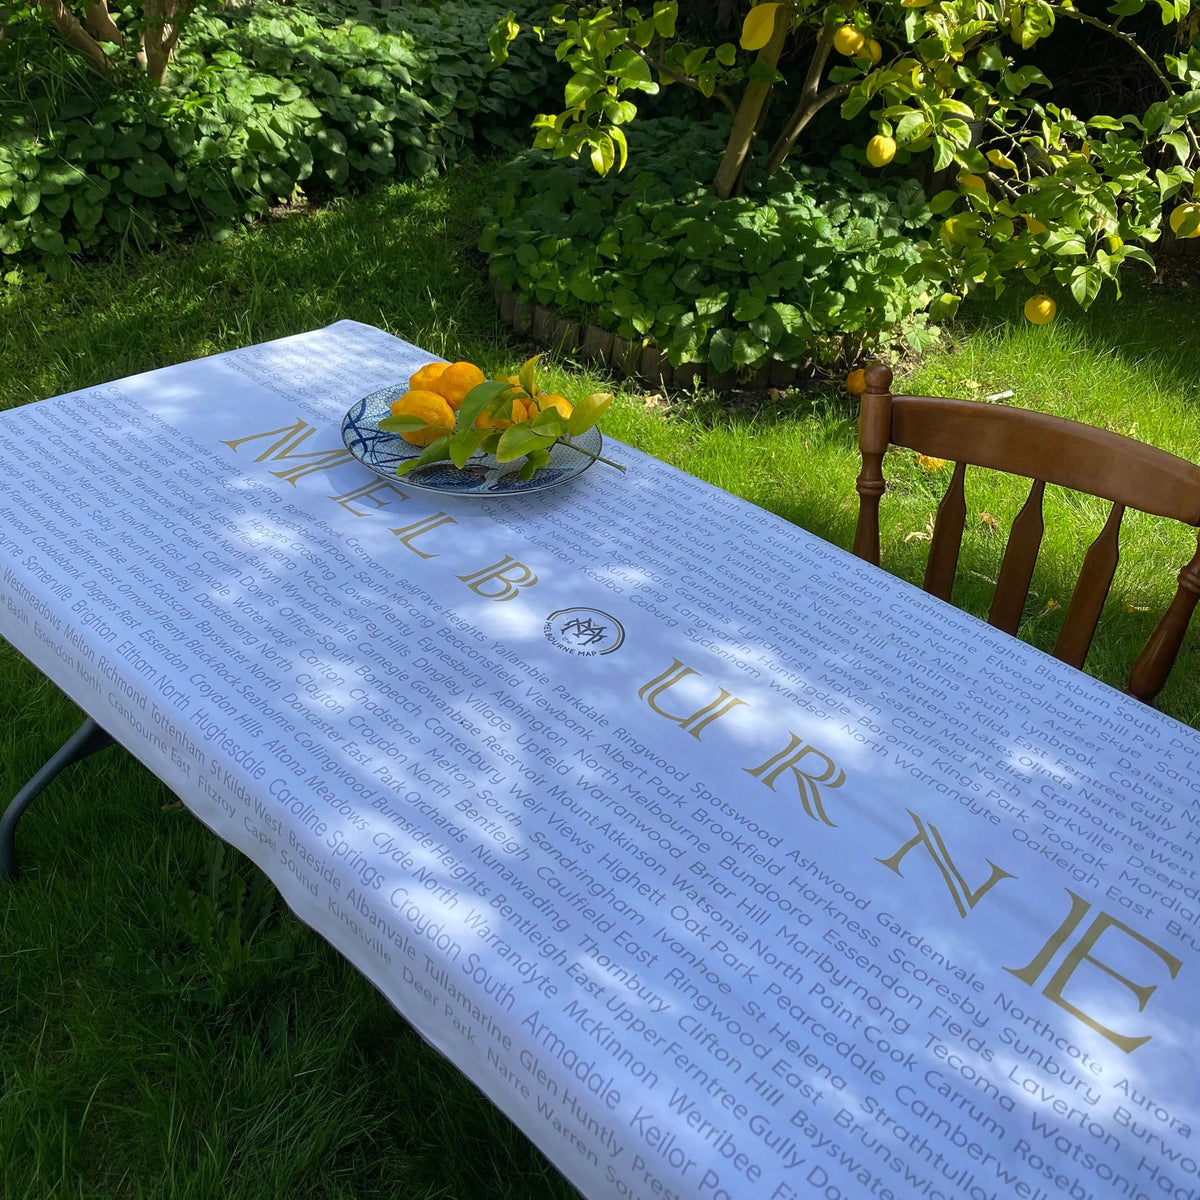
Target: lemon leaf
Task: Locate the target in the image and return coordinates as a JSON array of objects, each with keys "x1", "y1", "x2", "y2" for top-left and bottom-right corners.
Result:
[
  {"x1": 530, "y1": 407, "x2": 569, "y2": 437},
  {"x1": 459, "y1": 379, "x2": 515, "y2": 429},
  {"x1": 567, "y1": 391, "x2": 613, "y2": 435},
  {"x1": 519, "y1": 448, "x2": 552, "y2": 481},
  {"x1": 395, "y1": 436, "x2": 451, "y2": 476},
  {"x1": 379, "y1": 414, "x2": 428, "y2": 432},
  {"x1": 448, "y1": 427, "x2": 487, "y2": 469},
  {"x1": 518, "y1": 353, "x2": 542, "y2": 396},
  {"x1": 495, "y1": 425, "x2": 557, "y2": 463},
  {"x1": 740, "y1": 3, "x2": 780, "y2": 50}
]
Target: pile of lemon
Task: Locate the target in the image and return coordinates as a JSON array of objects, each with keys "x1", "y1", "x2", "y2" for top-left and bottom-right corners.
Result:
[
  {"x1": 379, "y1": 355, "x2": 615, "y2": 482},
  {"x1": 387, "y1": 360, "x2": 575, "y2": 447}
]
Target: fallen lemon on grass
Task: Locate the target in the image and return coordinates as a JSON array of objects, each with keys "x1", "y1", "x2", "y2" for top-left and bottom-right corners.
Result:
[
  {"x1": 388, "y1": 389, "x2": 456, "y2": 446},
  {"x1": 866, "y1": 134, "x2": 896, "y2": 168},
  {"x1": 1024, "y1": 294, "x2": 1056, "y2": 325}
]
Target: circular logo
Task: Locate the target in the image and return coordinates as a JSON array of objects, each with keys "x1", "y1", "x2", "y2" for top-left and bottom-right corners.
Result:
[{"x1": 544, "y1": 607, "x2": 626, "y2": 656}]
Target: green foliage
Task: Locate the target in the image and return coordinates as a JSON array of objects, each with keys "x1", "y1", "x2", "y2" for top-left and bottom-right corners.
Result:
[
  {"x1": 0, "y1": 0, "x2": 562, "y2": 269},
  {"x1": 481, "y1": 116, "x2": 935, "y2": 371},
  {"x1": 499, "y1": 0, "x2": 1200, "y2": 314}
]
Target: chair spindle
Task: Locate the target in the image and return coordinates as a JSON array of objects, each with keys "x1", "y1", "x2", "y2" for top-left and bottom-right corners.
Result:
[
  {"x1": 924, "y1": 461, "x2": 967, "y2": 601},
  {"x1": 1127, "y1": 533, "x2": 1200, "y2": 704},
  {"x1": 989, "y1": 479, "x2": 1046, "y2": 635},
  {"x1": 1055, "y1": 503, "x2": 1125, "y2": 670}
]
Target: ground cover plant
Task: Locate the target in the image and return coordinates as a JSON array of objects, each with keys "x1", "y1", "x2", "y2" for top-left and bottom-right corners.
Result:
[
  {"x1": 3, "y1": 168, "x2": 1200, "y2": 1199},
  {"x1": 0, "y1": 0, "x2": 562, "y2": 267},
  {"x1": 481, "y1": 114, "x2": 935, "y2": 371}
]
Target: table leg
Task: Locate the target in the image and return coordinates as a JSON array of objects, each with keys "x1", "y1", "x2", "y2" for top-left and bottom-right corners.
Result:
[{"x1": 1, "y1": 717, "x2": 116, "y2": 882}]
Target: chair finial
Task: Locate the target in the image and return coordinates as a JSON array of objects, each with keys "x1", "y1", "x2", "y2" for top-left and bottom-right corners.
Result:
[{"x1": 863, "y1": 363, "x2": 892, "y2": 394}]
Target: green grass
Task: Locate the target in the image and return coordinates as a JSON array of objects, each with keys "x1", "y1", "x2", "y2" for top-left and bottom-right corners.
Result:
[{"x1": 3, "y1": 161, "x2": 1200, "y2": 1199}]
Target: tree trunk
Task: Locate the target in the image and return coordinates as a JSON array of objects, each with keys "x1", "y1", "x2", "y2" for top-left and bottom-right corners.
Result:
[
  {"x1": 712, "y1": 1, "x2": 793, "y2": 199},
  {"x1": 142, "y1": 0, "x2": 195, "y2": 85},
  {"x1": 84, "y1": 0, "x2": 123, "y2": 44}
]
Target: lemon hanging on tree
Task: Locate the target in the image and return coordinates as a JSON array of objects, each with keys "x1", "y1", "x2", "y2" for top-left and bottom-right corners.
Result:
[
  {"x1": 1170, "y1": 203, "x2": 1200, "y2": 238},
  {"x1": 866, "y1": 134, "x2": 896, "y2": 168},
  {"x1": 832, "y1": 25, "x2": 865, "y2": 56},
  {"x1": 1024, "y1": 294, "x2": 1057, "y2": 325}
]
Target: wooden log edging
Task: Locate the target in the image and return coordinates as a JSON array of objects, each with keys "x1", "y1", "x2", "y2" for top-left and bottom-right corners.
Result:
[{"x1": 491, "y1": 279, "x2": 809, "y2": 392}]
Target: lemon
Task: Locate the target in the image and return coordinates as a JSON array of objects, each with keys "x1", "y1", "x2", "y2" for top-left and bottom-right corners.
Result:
[
  {"x1": 429, "y1": 361, "x2": 486, "y2": 409},
  {"x1": 866, "y1": 134, "x2": 896, "y2": 168},
  {"x1": 389, "y1": 389, "x2": 456, "y2": 446},
  {"x1": 409, "y1": 361, "x2": 448, "y2": 392},
  {"x1": 845, "y1": 368, "x2": 866, "y2": 396},
  {"x1": 535, "y1": 394, "x2": 574, "y2": 419},
  {"x1": 1023, "y1": 294, "x2": 1056, "y2": 325},
  {"x1": 833, "y1": 25, "x2": 866, "y2": 56},
  {"x1": 865, "y1": 38, "x2": 882, "y2": 64},
  {"x1": 1170, "y1": 203, "x2": 1200, "y2": 239}
]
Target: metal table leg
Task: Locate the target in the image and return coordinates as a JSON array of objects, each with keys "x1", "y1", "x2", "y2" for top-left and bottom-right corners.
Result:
[{"x1": 1, "y1": 717, "x2": 116, "y2": 882}]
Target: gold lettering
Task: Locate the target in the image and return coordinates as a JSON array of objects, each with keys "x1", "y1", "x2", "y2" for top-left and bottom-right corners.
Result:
[
  {"x1": 457, "y1": 555, "x2": 538, "y2": 601},
  {"x1": 745, "y1": 733, "x2": 844, "y2": 825},
  {"x1": 1006, "y1": 890, "x2": 1183, "y2": 1053},
  {"x1": 389, "y1": 512, "x2": 457, "y2": 558},
  {"x1": 636, "y1": 659, "x2": 748, "y2": 741},
  {"x1": 876, "y1": 810, "x2": 1014, "y2": 917},
  {"x1": 221, "y1": 419, "x2": 311, "y2": 459},
  {"x1": 220, "y1": 419, "x2": 354, "y2": 484},
  {"x1": 330, "y1": 478, "x2": 411, "y2": 516}
]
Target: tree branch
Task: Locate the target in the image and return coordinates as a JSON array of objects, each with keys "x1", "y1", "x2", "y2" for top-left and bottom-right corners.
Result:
[
  {"x1": 636, "y1": 45, "x2": 736, "y2": 115},
  {"x1": 1049, "y1": 2, "x2": 1199, "y2": 156},
  {"x1": 39, "y1": 0, "x2": 111, "y2": 69},
  {"x1": 765, "y1": 78, "x2": 853, "y2": 175}
]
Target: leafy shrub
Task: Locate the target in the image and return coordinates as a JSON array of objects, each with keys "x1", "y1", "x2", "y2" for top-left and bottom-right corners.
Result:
[
  {"x1": 0, "y1": 0, "x2": 562, "y2": 269},
  {"x1": 480, "y1": 116, "x2": 936, "y2": 373}
]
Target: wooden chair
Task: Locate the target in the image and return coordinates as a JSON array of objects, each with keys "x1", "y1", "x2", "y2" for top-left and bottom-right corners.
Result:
[{"x1": 853, "y1": 364, "x2": 1200, "y2": 705}]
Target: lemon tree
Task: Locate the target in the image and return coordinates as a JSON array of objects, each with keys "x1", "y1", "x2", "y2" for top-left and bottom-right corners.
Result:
[{"x1": 492, "y1": 0, "x2": 1200, "y2": 316}]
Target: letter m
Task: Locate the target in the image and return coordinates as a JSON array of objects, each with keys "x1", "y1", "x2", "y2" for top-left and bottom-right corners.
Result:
[
  {"x1": 876, "y1": 809, "x2": 1015, "y2": 918},
  {"x1": 222, "y1": 419, "x2": 354, "y2": 484}
]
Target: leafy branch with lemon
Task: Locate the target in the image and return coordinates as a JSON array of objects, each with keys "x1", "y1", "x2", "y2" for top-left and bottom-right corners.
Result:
[{"x1": 379, "y1": 356, "x2": 621, "y2": 482}]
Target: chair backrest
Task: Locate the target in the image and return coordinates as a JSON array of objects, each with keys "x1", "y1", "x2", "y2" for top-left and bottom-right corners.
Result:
[{"x1": 853, "y1": 364, "x2": 1200, "y2": 705}]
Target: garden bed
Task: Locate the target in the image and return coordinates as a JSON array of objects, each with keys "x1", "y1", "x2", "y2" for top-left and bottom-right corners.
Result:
[{"x1": 480, "y1": 116, "x2": 938, "y2": 387}]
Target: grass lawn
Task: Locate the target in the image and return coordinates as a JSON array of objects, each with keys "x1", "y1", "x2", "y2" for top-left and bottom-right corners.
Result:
[{"x1": 2, "y1": 160, "x2": 1199, "y2": 1199}]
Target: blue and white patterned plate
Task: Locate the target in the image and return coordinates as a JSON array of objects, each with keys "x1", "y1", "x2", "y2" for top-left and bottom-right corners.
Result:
[{"x1": 341, "y1": 384, "x2": 604, "y2": 497}]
